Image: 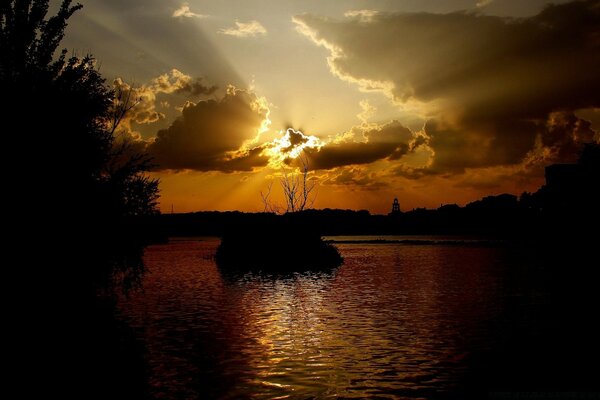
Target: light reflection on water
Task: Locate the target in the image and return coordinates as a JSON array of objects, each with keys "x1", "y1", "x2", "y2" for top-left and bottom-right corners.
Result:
[{"x1": 119, "y1": 239, "x2": 511, "y2": 399}]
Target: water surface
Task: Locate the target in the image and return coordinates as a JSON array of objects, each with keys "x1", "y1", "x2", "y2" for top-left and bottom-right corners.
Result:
[{"x1": 118, "y1": 238, "x2": 597, "y2": 399}]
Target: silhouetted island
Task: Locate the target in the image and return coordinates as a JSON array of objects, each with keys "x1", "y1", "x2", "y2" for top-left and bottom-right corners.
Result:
[{"x1": 216, "y1": 213, "x2": 343, "y2": 271}]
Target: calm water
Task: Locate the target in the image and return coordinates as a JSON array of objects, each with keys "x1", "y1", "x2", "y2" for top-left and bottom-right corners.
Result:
[{"x1": 118, "y1": 238, "x2": 598, "y2": 399}]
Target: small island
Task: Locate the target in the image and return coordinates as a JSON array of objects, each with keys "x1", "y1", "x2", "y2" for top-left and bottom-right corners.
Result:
[{"x1": 215, "y1": 213, "x2": 343, "y2": 271}]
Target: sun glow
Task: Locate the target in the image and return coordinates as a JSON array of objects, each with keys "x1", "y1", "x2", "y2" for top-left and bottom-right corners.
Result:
[{"x1": 266, "y1": 128, "x2": 322, "y2": 167}]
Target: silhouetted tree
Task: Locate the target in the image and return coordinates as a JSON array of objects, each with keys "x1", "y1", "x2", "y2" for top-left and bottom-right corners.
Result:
[
  {"x1": 2, "y1": 2, "x2": 157, "y2": 397},
  {"x1": 1, "y1": 0, "x2": 159, "y2": 290},
  {"x1": 281, "y1": 155, "x2": 316, "y2": 212},
  {"x1": 260, "y1": 181, "x2": 282, "y2": 213},
  {"x1": 261, "y1": 154, "x2": 317, "y2": 213}
]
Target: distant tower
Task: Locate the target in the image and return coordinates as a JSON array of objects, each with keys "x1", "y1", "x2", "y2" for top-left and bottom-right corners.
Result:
[{"x1": 391, "y1": 198, "x2": 401, "y2": 214}]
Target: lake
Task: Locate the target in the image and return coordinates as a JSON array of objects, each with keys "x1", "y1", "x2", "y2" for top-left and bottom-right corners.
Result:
[{"x1": 118, "y1": 237, "x2": 600, "y2": 399}]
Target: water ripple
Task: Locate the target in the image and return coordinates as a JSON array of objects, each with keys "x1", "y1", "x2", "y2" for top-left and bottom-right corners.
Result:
[{"x1": 119, "y1": 239, "x2": 516, "y2": 399}]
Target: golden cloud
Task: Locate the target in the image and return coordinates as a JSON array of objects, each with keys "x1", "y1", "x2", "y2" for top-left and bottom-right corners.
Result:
[
  {"x1": 148, "y1": 86, "x2": 270, "y2": 172},
  {"x1": 295, "y1": 1, "x2": 600, "y2": 180}
]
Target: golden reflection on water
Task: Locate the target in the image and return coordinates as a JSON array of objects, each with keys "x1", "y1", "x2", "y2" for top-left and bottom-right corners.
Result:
[
  {"x1": 235, "y1": 273, "x2": 337, "y2": 397},
  {"x1": 120, "y1": 239, "x2": 505, "y2": 399}
]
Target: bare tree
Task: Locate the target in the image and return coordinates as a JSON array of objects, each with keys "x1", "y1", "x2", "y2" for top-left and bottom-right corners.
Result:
[
  {"x1": 280, "y1": 168, "x2": 299, "y2": 212},
  {"x1": 260, "y1": 181, "x2": 282, "y2": 214},
  {"x1": 299, "y1": 154, "x2": 317, "y2": 211},
  {"x1": 263, "y1": 153, "x2": 317, "y2": 213}
]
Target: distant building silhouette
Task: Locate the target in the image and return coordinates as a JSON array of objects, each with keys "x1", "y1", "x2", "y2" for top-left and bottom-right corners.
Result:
[{"x1": 390, "y1": 198, "x2": 401, "y2": 215}]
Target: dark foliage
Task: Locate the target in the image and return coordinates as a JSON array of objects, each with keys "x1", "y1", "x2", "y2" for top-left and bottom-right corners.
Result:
[
  {"x1": 2, "y1": 2, "x2": 158, "y2": 398},
  {"x1": 1, "y1": 0, "x2": 160, "y2": 290},
  {"x1": 216, "y1": 214, "x2": 343, "y2": 271}
]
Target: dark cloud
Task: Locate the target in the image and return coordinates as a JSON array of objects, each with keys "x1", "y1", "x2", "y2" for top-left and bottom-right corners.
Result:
[
  {"x1": 296, "y1": 1, "x2": 600, "y2": 109},
  {"x1": 281, "y1": 129, "x2": 309, "y2": 153},
  {"x1": 306, "y1": 121, "x2": 414, "y2": 170},
  {"x1": 217, "y1": 146, "x2": 270, "y2": 173},
  {"x1": 523, "y1": 111, "x2": 598, "y2": 168},
  {"x1": 295, "y1": 0, "x2": 600, "y2": 174},
  {"x1": 540, "y1": 111, "x2": 596, "y2": 161},
  {"x1": 306, "y1": 142, "x2": 398, "y2": 170},
  {"x1": 425, "y1": 117, "x2": 539, "y2": 172},
  {"x1": 147, "y1": 88, "x2": 270, "y2": 172},
  {"x1": 175, "y1": 79, "x2": 218, "y2": 96}
]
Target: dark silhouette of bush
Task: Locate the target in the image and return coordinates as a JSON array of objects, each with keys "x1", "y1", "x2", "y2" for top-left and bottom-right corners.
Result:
[
  {"x1": 2, "y1": 2, "x2": 158, "y2": 398},
  {"x1": 1, "y1": 1, "x2": 159, "y2": 290},
  {"x1": 216, "y1": 213, "x2": 343, "y2": 271}
]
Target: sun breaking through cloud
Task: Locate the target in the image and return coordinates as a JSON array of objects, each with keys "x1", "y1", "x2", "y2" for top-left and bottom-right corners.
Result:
[
  {"x1": 265, "y1": 128, "x2": 323, "y2": 167},
  {"x1": 71, "y1": 0, "x2": 600, "y2": 212},
  {"x1": 294, "y1": 0, "x2": 600, "y2": 177},
  {"x1": 147, "y1": 86, "x2": 271, "y2": 172}
]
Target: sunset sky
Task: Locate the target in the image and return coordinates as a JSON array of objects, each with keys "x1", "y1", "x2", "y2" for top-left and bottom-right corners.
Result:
[{"x1": 63, "y1": 0, "x2": 600, "y2": 213}]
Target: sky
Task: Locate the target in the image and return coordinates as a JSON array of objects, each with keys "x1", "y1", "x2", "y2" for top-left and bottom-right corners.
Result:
[{"x1": 62, "y1": 0, "x2": 600, "y2": 213}]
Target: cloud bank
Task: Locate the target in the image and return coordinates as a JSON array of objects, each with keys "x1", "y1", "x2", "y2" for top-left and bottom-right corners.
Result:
[
  {"x1": 113, "y1": 69, "x2": 216, "y2": 137},
  {"x1": 294, "y1": 0, "x2": 600, "y2": 177},
  {"x1": 147, "y1": 87, "x2": 270, "y2": 172},
  {"x1": 304, "y1": 121, "x2": 415, "y2": 170}
]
